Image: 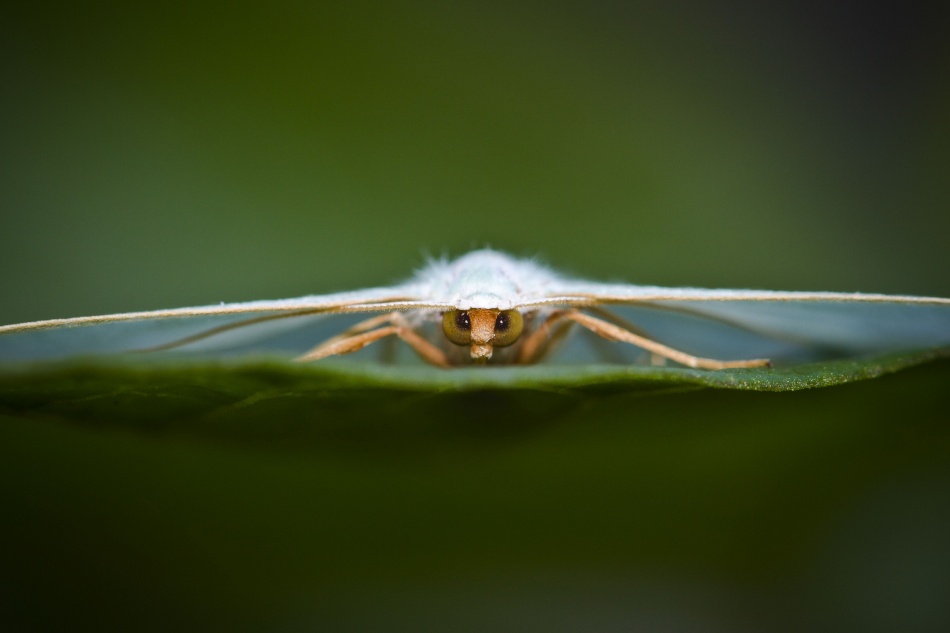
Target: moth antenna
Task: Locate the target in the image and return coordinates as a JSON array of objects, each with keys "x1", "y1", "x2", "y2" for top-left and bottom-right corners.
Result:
[
  {"x1": 131, "y1": 309, "x2": 326, "y2": 353},
  {"x1": 585, "y1": 306, "x2": 658, "y2": 339}
]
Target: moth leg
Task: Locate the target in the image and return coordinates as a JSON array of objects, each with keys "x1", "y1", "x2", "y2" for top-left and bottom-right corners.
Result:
[
  {"x1": 296, "y1": 324, "x2": 399, "y2": 361},
  {"x1": 516, "y1": 310, "x2": 574, "y2": 364},
  {"x1": 562, "y1": 310, "x2": 771, "y2": 370},
  {"x1": 296, "y1": 312, "x2": 451, "y2": 367},
  {"x1": 387, "y1": 312, "x2": 452, "y2": 367}
]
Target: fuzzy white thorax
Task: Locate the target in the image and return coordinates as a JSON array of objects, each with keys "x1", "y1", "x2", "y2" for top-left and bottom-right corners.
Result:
[{"x1": 409, "y1": 249, "x2": 561, "y2": 310}]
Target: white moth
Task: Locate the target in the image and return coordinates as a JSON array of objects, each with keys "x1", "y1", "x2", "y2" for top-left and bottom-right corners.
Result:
[{"x1": 2, "y1": 249, "x2": 949, "y2": 369}]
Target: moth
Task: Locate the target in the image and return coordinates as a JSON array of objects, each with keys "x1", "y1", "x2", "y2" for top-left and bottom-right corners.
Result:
[{"x1": 2, "y1": 249, "x2": 949, "y2": 369}]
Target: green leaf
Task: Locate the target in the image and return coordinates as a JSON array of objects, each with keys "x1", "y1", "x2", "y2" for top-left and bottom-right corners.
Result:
[
  {"x1": 2, "y1": 352, "x2": 949, "y2": 631},
  {"x1": 1, "y1": 347, "x2": 947, "y2": 422},
  {"x1": 0, "y1": 348, "x2": 944, "y2": 452}
]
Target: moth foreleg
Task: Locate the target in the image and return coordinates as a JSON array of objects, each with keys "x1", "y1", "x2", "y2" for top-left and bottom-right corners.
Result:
[
  {"x1": 388, "y1": 313, "x2": 452, "y2": 367},
  {"x1": 296, "y1": 324, "x2": 399, "y2": 362},
  {"x1": 516, "y1": 310, "x2": 574, "y2": 364},
  {"x1": 563, "y1": 310, "x2": 771, "y2": 370},
  {"x1": 296, "y1": 312, "x2": 450, "y2": 367}
]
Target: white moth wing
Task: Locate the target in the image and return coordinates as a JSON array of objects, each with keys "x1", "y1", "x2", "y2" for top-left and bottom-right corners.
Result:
[
  {"x1": 533, "y1": 281, "x2": 950, "y2": 362},
  {"x1": 0, "y1": 284, "x2": 455, "y2": 361},
  {"x1": 527, "y1": 280, "x2": 950, "y2": 306},
  {"x1": 2, "y1": 250, "x2": 949, "y2": 365},
  {"x1": 0, "y1": 284, "x2": 450, "y2": 335}
]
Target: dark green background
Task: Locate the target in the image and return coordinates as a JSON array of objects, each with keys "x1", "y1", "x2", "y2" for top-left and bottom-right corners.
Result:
[
  {"x1": 2, "y1": 2, "x2": 949, "y2": 323},
  {"x1": 2, "y1": 2, "x2": 949, "y2": 631}
]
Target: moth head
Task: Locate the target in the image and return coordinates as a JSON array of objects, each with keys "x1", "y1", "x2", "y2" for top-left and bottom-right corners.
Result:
[{"x1": 441, "y1": 308, "x2": 524, "y2": 362}]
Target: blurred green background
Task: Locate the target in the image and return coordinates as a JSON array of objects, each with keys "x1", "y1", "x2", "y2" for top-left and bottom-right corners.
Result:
[
  {"x1": 2, "y1": 1, "x2": 949, "y2": 325},
  {"x1": 2, "y1": 2, "x2": 950, "y2": 631}
]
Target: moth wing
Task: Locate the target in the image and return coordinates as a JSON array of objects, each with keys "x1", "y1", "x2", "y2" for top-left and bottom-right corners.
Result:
[
  {"x1": 0, "y1": 285, "x2": 450, "y2": 361},
  {"x1": 533, "y1": 282, "x2": 950, "y2": 364}
]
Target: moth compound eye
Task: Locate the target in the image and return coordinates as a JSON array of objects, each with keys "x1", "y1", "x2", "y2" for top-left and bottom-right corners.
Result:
[
  {"x1": 442, "y1": 310, "x2": 472, "y2": 345},
  {"x1": 492, "y1": 310, "x2": 523, "y2": 347}
]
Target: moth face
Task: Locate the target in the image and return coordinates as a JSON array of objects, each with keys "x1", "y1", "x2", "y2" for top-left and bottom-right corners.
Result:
[{"x1": 441, "y1": 308, "x2": 525, "y2": 362}]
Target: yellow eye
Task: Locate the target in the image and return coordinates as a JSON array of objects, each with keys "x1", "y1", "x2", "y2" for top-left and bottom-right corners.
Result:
[
  {"x1": 492, "y1": 310, "x2": 523, "y2": 347},
  {"x1": 442, "y1": 310, "x2": 472, "y2": 345}
]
